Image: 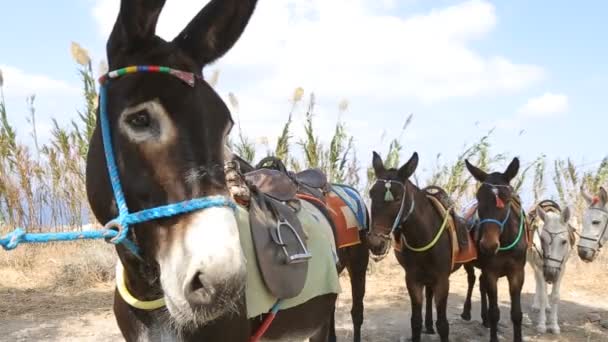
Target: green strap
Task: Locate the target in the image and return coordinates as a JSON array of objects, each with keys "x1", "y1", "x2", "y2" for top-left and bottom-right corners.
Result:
[
  {"x1": 499, "y1": 209, "x2": 525, "y2": 251},
  {"x1": 402, "y1": 207, "x2": 451, "y2": 252}
]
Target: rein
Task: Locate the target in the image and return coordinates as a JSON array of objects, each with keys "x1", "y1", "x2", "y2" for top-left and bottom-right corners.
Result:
[
  {"x1": 0, "y1": 65, "x2": 280, "y2": 341},
  {"x1": 1, "y1": 66, "x2": 235, "y2": 255}
]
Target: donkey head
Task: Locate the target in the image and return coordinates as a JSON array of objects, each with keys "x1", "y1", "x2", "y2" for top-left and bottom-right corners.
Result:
[
  {"x1": 367, "y1": 151, "x2": 419, "y2": 258},
  {"x1": 465, "y1": 157, "x2": 520, "y2": 255},
  {"x1": 85, "y1": 0, "x2": 258, "y2": 329},
  {"x1": 579, "y1": 186, "x2": 608, "y2": 262},
  {"x1": 535, "y1": 206, "x2": 574, "y2": 283}
]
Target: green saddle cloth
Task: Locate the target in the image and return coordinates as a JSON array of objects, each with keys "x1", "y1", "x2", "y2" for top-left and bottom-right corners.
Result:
[{"x1": 235, "y1": 200, "x2": 341, "y2": 318}]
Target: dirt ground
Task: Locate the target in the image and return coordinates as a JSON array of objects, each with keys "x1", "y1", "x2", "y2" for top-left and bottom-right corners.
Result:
[{"x1": 1, "y1": 254, "x2": 608, "y2": 342}]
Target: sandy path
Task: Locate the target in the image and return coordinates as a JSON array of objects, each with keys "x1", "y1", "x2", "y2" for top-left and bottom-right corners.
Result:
[{"x1": 1, "y1": 256, "x2": 607, "y2": 341}]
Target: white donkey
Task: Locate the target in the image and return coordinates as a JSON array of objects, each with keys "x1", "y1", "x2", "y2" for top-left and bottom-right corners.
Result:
[
  {"x1": 527, "y1": 200, "x2": 576, "y2": 334},
  {"x1": 579, "y1": 186, "x2": 608, "y2": 262}
]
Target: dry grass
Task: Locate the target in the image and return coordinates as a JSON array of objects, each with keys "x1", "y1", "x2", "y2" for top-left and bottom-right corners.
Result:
[
  {"x1": 1, "y1": 41, "x2": 608, "y2": 293},
  {"x1": 0, "y1": 241, "x2": 115, "y2": 291}
]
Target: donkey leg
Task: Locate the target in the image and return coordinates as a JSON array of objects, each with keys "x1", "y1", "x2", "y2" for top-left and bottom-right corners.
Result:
[
  {"x1": 434, "y1": 277, "x2": 450, "y2": 342},
  {"x1": 346, "y1": 245, "x2": 368, "y2": 342},
  {"x1": 406, "y1": 276, "x2": 424, "y2": 342},
  {"x1": 507, "y1": 268, "x2": 525, "y2": 342},
  {"x1": 424, "y1": 285, "x2": 435, "y2": 334},
  {"x1": 461, "y1": 263, "x2": 476, "y2": 321},
  {"x1": 483, "y1": 272, "x2": 500, "y2": 342},
  {"x1": 548, "y1": 270, "x2": 565, "y2": 334},
  {"x1": 479, "y1": 272, "x2": 489, "y2": 328},
  {"x1": 328, "y1": 310, "x2": 337, "y2": 342},
  {"x1": 310, "y1": 317, "x2": 331, "y2": 342},
  {"x1": 531, "y1": 264, "x2": 541, "y2": 312},
  {"x1": 534, "y1": 267, "x2": 547, "y2": 334}
]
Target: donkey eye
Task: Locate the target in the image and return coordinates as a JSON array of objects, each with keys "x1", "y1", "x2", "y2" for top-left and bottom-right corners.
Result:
[
  {"x1": 126, "y1": 111, "x2": 151, "y2": 129},
  {"x1": 561, "y1": 240, "x2": 567, "y2": 245},
  {"x1": 592, "y1": 220, "x2": 601, "y2": 225}
]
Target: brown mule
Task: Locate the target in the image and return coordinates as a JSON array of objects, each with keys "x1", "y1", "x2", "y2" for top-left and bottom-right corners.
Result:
[
  {"x1": 464, "y1": 158, "x2": 529, "y2": 342},
  {"x1": 367, "y1": 151, "x2": 477, "y2": 342},
  {"x1": 86, "y1": 1, "x2": 339, "y2": 340},
  {"x1": 233, "y1": 155, "x2": 370, "y2": 342}
]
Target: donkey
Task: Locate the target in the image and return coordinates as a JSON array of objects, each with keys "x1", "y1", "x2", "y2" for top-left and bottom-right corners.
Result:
[
  {"x1": 527, "y1": 201, "x2": 576, "y2": 334},
  {"x1": 578, "y1": 186, "x2": 608, "y2": 262},
  {"x1": 464, "y1": 158, "x2": 528, "y2": 342},
  {"x1": 85, "y1": 1, "x2": 338, "y2": 340},
  {"x1": 367, "y1": 151, "x2": 475, "y2": 342},
  {"x1": 233, "y1": 154, "x2": 370, "y2": 342}
]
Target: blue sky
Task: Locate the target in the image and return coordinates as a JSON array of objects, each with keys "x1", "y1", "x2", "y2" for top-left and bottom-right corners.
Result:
[{"x1": 1, "y1": 0, "x2": 606, "y2": 204}]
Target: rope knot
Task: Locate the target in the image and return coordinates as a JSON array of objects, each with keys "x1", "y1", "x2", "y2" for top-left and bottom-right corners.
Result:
[
  {"x1": 104, "y1": 219, "x2": 128, "y2": 245},
  {"x1": 1, "y1": 228, "x2": 26, "y2": 250}
]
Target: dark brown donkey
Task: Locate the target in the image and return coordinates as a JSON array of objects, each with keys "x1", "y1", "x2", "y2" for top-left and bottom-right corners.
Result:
[
  {"x1": 234, "y1": 155, "x2": 370, "y2": 342},
  {"x1": 86, "y1": 1, "x2": 338, "y2": 340},
  {"x1": 464, "y1": 158, "x2": 528, "y2": 342},
  {"x1": 367, "y1": 152, "x2": 475, "y2": 342}
]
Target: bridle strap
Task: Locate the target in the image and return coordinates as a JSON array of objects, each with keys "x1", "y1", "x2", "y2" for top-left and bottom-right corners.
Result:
[
  {"x1": 577, "y1": 207, "x2": 608, "y2": 252},
  {"x1": 533, "y1": 228, "x2": 570, "y2": 270},
  {"x1": 478, "y1": 205, "x2": 512, "y2": 233},
  {"x1": 98, "y1": 65, "x2": 234, "y2": 258},
  {"x1": 370, "y1": 179, "x2": 415, "y2": 239}
]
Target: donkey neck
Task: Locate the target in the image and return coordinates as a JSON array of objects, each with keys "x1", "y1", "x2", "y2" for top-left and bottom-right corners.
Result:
[
  {"x1": 399, "y1": 182, "x2": 445, "y2": 245},
  {"x1": 119, "y1": 252, "x2": 164, "y2": 302}
]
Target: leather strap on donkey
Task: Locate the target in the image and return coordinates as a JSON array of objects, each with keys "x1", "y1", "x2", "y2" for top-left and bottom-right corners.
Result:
[{"x1": 248, "y1": 186, "x2": 311, "y2": 299}]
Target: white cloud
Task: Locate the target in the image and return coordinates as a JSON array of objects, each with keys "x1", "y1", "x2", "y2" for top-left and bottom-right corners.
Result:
[
  {"x1": 0, "y1": 65, "x2": 78, "y2": 98},
  {"x1": 518, "y1": 92, "x2": 569, "y2": 117},
  {"x1": 91, "y1": 0, "x2": 546, "y2": 166},
  {"x1": 92, "y1": 0, "x2": 543, "y2": 103}
]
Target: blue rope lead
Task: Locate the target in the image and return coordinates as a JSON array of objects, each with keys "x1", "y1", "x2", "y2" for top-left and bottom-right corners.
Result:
[{"x1": 0, "y1": 196, "x2": 235, "y2": 253}]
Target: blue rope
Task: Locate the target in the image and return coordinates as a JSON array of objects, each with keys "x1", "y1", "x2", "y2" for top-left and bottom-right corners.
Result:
[
  {"x1": 1, "y1": 68, "x2": 236, "y2": 256},
  {"x1": 478, "y1": 205, "x2": 511, "y2": 233}
]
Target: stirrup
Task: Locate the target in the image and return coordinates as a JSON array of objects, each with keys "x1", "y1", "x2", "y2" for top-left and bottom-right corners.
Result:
[{"x1": 271, "y1": 218, "x2": 312, "y2": 264}]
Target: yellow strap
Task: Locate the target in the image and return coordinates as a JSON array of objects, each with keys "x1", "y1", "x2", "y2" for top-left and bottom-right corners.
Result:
[
  {"x1": 116, "y1": 261, "x2": 166, "y2": 311},
  {"x1": 402, "y1": 206, "x2": 452, "y2": 252}
]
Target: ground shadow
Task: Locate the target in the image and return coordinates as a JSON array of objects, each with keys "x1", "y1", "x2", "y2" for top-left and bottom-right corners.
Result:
[
  {"x1": 0, "y1": 285, "x2": 120, "y2": 341},
  {"x1": 334, "y1": 290, "x2": 608, "y2": 342}
]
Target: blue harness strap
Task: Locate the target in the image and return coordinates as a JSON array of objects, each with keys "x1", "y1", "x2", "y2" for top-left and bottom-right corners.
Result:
[{"x1": 1, "y1": 65, "x2": 236, "y2": 255}]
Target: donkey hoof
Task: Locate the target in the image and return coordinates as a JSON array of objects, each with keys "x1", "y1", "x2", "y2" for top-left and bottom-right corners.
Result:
[
  {"x1": 536, "y1": 324, "x2": 546, "y2": 334},
  {"x1": 461, "y1": 312, "x2": 471, "y2": 321},
  {"x1": 549, "y1": 325, "x2": 560, "y2": 334},
  {"x1": 482, "y1": 320, "x2": 490, "y2": 329},
  {"x1": 424, "y1": 327, "x2": 435, "y2": 334}
]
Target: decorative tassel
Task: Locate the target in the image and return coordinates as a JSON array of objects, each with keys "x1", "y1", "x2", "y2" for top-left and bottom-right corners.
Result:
[
  {"x1": 593, "y1": 196, "x2": 600, "y2": 205},
  {"x1": 384, "y1": 182, "x2": 394, "y2": 202}
]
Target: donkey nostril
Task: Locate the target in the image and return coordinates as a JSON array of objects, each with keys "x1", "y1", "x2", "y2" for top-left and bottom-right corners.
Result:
[
  {"x1": 185, "y1": 272, "x2": 215, "y2": 305},
  {"x1": 190, "y1": 272, "x2": 205, "y2": 292}
]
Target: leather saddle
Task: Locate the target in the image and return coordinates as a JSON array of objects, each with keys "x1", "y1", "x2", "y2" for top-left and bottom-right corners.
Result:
[
  {"x1": 248, "y1": 186, "x2": 311, "y2": 299},
  {"x1": 227, "y1": 156, "x2": 330, "y2": 299},
  {"x1": 423, "y1": 185, "x2": 469, "y2": 249}
]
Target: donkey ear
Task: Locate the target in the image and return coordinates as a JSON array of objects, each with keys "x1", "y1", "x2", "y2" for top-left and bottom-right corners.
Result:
[
  {"x1": 503, "y1": 157, "x2": 520, "y2": 182},
  {"x1": 600, "y1": 187, "x2": 608, "y2": 206},
  {"x1": 372, "y1": 151, "x2": 385, "y2": 176},
  {"x1": 536, "y1": 207, "x2": 547, "y2": 222},
  {"x1": 173, "y1": 0, "x2": 258, "y2": 68},
  {"x1": 561, "y1": 206, "x2": 571, "y2": 224},
  {"x1": 107, "y1": 0, "x2": 166, "y2": 66},
  {"x1": 397, "y1": 152, "x2": 419, "y2": 181},
  {"x1": 465, "y1": 159, "x2": 487, "y2": 183},
  {"x1": 581, "y1": 186, "x2": 594, "y2": 205}
]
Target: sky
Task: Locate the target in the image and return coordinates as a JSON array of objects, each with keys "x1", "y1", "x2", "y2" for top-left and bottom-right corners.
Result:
[{"x1": 1, "y1": 0, "x2": 607, "y2": 204}]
